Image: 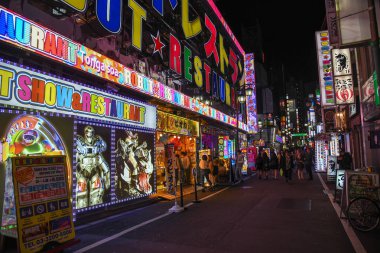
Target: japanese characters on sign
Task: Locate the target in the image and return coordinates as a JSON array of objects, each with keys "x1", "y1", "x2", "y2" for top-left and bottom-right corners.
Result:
[
  {"x1": 0, "y1": 3, "x2": 247, "y2": 130},
  {"x1": 332, "y1": 48, "x2": 354, "y2": 104}
]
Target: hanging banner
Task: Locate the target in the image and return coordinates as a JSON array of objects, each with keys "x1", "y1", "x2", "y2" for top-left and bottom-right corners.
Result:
[
  {"x1": 11, "y1": 156, "x2": 75, "y2": 253},
  {"x1": 164, "y1": 144, "x2": 175, "y2": 196},
  {"x1": 315, "y1": 31, "x2": 335, "y2": 106}
]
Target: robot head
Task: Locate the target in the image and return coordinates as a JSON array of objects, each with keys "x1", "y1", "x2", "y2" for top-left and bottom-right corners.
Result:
[
  {"x1": 22, "y1": 130, "x2": 39, "y2": 146},
  {"x1": 84, "y1": 126, "x2": 95, "y2": 138}
]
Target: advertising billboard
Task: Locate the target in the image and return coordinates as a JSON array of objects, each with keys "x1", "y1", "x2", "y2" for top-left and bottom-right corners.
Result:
[{"x1": 0, "y1": 4, "x2": 246, "y2": 130}]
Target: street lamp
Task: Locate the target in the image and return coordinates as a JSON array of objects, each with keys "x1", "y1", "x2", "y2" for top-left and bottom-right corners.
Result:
[
  {"x1": 234, "y1": 85, "x2": 249, "y2": 183},
  {"x1": 245, "y1": 86, "x2": 253, "y2": 96},
  {"x1": 237, "y1": 91, "x2": 246, "y2": 103}
]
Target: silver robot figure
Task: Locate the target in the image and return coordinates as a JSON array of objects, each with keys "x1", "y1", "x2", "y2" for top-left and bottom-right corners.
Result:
[{"x1": 76, "y1": 126, "x2": 110, "y2": 209}]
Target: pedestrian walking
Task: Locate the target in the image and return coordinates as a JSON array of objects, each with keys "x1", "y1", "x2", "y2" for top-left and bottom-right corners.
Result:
[
  {"x1": 269, "y1": 149, "x2": 279, "y2": 179},
  {"x1": 199, "y1": 154, "x2": 212, "y2": 192},
  {"x1": 262, "y1": 151, "x2": 270, "y2": 180},
  {"x1": 284, "y1": 150, "x2": 292, "y2": 182},
  {"x1": 236, "y1": 150, "x2": 245, "y2": 182},
  {"x1": 211, "y1": 157, "x2": 219, "y2": 186},
  {"x1": 256, "y1": 150, "x2": 263, "y2": 179},
  {"x1": 207, "y1": 155, "x2": 216, "y2": 189},
  {"x1": 278, "y1": 150, "x2": 286, "y2": 180},
  {"x1": 180, "y1": 151, "x2": 191, "y2": 185},
  {"x1": 296, "y1": 148, "x2": 304, "y2": 180},
  {"x1": 304, "y1": 147, "x2": 314, "y2": 180}
]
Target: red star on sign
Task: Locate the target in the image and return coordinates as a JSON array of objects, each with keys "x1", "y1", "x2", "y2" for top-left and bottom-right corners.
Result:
[{"x1": 151, "y1": 31, "x2": 165, "y2": 59}]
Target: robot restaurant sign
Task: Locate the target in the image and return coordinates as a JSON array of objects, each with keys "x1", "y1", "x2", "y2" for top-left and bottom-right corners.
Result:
[
  {"x1": 0, "y1": 61, "x2": 156, "y2": 129},
  {"x1": 0, "y1": 6, "x2": 240, "y2": 129}
]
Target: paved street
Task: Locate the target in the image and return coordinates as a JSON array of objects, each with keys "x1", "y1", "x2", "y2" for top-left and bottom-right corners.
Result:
[{"x1": 53, "y1": 171, "x2": 379, "y2": 253}]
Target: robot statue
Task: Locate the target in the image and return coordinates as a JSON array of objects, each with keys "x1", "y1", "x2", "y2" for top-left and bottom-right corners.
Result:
[
  {"x1": 76, "y1": 126, "x2": 110, "y2": 209},
  {"x1": 115, "y1": 131, "x2": 153, "y2": 198}
]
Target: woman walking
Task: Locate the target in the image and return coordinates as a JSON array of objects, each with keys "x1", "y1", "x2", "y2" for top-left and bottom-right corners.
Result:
[{"x1": 296, "y1": 149, "x2": 305, "y2": 180}]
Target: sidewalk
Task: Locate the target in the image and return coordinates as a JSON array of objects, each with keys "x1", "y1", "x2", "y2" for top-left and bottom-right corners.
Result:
[{"x1": 318, "y1": 171, "x2": 380, "y2": 253}]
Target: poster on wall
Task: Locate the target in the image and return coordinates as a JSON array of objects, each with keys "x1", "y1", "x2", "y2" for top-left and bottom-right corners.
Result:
[
  {"x1": 11, "y1": 156, "x2": 75, "y2": 253},
  {"x1": 114, "y1": 129, "x2": 155, "y2": 200},
  {"x1": 75, "y1": 123, "x2": 111, "y2": 209}
]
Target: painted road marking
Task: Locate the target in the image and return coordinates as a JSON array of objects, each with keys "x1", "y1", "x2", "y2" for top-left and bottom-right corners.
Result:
[
  {"x1": 73, "y1": 186, "x2": 230, "y2": 253},
  {"x1": 317, "y1": 173, "x2": 366, "y2": 253}
]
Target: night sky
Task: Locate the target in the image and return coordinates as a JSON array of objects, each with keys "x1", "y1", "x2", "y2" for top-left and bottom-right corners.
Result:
[{"x1": 215, "y1": 1, "x2": 326, "y2": 83}]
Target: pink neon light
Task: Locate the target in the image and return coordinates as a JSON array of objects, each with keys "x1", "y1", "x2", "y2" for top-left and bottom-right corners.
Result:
[{"x1": 207, "y1": 0, "x2": 245, "y2": 56}]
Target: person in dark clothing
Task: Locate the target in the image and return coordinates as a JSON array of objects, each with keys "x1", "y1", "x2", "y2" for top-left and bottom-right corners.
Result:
[
  {"x1": 278, "y1": 150, "x2": 286, "y2": 180},
  {"x1": 262, "y1": 151, "x2": 270, "y2": 180},
  {"x1": 269, "y1": 149, "x2": 279, "y2": 179},
  {"x1": 304, "y1": 147, "x2": 314, "y2": 180},
  {"x1": 284, "y1": 150, "x2": 292, "y2": 182},
  {"x1": 340, "y1": 152, "x2": 353, "y2": 170},
  {"x1": 256, "y1": 151, "x2": 264, "y2": 179}
]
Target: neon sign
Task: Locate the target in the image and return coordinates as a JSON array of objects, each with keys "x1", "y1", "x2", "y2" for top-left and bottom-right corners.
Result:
[
  {"x1": 245, "y1": 53, "x2": 257, "y2": 134},
  {"x1": 0, "y1": 61, "x2": 156, "y2": 130},
  {"x1": 315, "y1": 31, "x2": 335, "y2": 106},
  {"x1": 0, "y1": 6, "x2": 246, "y2": 130}
]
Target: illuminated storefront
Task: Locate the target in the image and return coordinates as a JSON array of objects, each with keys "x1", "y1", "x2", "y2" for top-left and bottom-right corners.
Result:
[
  {"x1": 0, "y1": 0, "x2": 252, "y2": 222},
  {"x1": 156, "y1": 111, "x2": 199, "y2": 192},
  {"x1": 0, "y1": 61, "x2": 157, "y2": 219}
]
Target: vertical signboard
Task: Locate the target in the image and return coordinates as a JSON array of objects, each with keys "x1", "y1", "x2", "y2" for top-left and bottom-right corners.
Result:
[
  {"x1": 316, "y1": 31, "x2": 335, "y2": 106},
  {"x1": 336, "y1": 170, "x2": 345, "y2": 190},
  {"x1": 164, "y1": 144, "x2": 175, "y2": 195},
  {"x1": 245, "y1": 53, "x2": 257, "y2": 134},
  {"x1": 332, "y1": 49, "x2": 354, "y2": 104},
  {"x1": 324, "y1": 0, "x2": 339, "y2": 45},
  {"x1": 374, "y1": 72, "x2": 380, "y2": 106},
  {"x1": 327, "y1": 155, "x2": 338, "y2": 182},
  {"x1": 12, "y1": 156, "x2": 75, "y2": 253}
]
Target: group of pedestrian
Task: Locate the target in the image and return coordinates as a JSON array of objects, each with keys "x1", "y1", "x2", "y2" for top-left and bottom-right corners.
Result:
[
  {"x1": 199, "y1": 154, "x2": 228, "y2": 191},
  {"x1": 255, "y1": 147, "x2": 314, "y2": 182}
]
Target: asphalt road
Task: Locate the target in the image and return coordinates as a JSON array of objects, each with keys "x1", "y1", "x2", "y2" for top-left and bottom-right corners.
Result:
[
  {"x1": 3, "y1": 172, "x2": 378, "y2": 253},
  {"x1": 64, "y1": 172, "x2": 375, "y2": 253}
]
